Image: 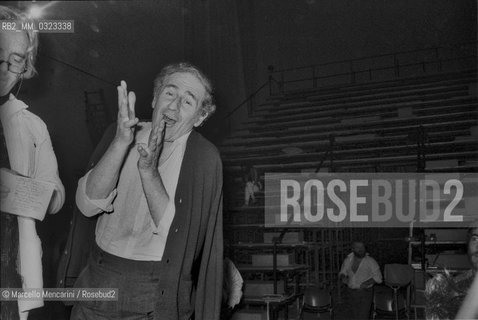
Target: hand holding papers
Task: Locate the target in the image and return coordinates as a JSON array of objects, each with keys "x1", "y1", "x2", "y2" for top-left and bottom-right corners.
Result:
[{"x1": 0, "y1": 168, "x2": 55, "y2": 220}]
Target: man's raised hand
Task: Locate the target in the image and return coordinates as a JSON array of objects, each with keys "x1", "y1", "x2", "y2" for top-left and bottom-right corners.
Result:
[
  {"x1": 115, "y1": 80, "x2": 139, "y2": 145},
  {"x1": 137, "y1": 120, "x2": 166, "y2": 174}
]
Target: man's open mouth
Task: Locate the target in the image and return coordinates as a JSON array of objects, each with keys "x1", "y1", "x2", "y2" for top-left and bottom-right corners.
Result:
[{"x1": 163, "y1": 114, "x2": 176, "y2": 126}]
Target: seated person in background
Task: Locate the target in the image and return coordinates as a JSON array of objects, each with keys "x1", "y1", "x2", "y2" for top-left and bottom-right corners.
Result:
[
  {"x1": 222, "y1": 257, "x2": 243, "y2": 320},
  {"x1": 1, "y1": 5, "x2": 65, "y2": 320},
  {"x1": 339, "y1": 240, "x2": 383, "y2": 320},
  {"x1": 425, "y1": 219, "x2": 478, "y2": 320}
]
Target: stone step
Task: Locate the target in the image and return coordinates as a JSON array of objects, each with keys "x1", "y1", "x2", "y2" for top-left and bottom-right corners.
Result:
[
  {"x1": 248, "y1": 91, "x2": 470, "y2": 126},
  {"x1": 222, "y1": 138, "x2": 478, "y2": 167},
  {"x1": 256, "y1": 84, "x2": 471, "y2": 115},
  {"x1": 222, "y1": 111, "x2": 477, "y2": 147},
  {"x1": 275, "y1": 69, "x2": 477, "y2": 101},
  {"x1": 221, "y1": 125, "x2": 474, "y2": 156},
  {"x1": 223, "y1": 150, "x2": 478, "y2": 173}
]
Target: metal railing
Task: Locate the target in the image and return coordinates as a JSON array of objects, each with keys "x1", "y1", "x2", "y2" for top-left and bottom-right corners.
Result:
[
  {"x1": 221, "y1": 76, "x2": 282, "y2": 136},
  {"x1": 222, "y1": 40, "x2": 477, "y2": 134},
  {"x1": 271, "y1": 40, "x2": 477, "y2": 93}
]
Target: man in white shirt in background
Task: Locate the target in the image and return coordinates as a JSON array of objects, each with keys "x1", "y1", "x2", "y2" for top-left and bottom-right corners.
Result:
[
  {"x1": 339, "y1": 240, "x2": 382, "y2": 319},
  {"x1": 222, "y1": 257, "x2": 243, "y2": 319}
]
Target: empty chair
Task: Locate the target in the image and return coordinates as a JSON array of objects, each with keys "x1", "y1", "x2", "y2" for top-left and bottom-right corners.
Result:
[
  {"x1": 299, "y1": 286, "x2": 333, "y2": 319},
  {"x1": 373, "y1": 285, "x2": 408, "y2": 319},
  {"x1": 410, "y1": 288, "x2": 426, "y2": 320},
  {"x1": 384, "y1": 264, "x2": 414, "y2": 320}
]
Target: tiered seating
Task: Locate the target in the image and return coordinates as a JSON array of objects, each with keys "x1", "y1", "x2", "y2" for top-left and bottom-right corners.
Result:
[
  {"x1": 222, "y1": 70, "x2": 477, "y2": 178},
  {"x1": 220, "y1": 70, "x2": 477, "y2": 317}
]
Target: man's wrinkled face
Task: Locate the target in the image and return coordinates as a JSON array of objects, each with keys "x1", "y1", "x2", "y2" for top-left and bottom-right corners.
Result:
[
  {"x1": 468, "y1": 228, "x2": 478, "y2": 272},
  {"x1": 0, "y1": 31, "x2": 27, "y2": 96},
  {"x1": 352, "y1": 242, "x2": 366, "y2": 258},
  {"x1": 151, "y1": 72, "x2": 207, "y2": 143}
]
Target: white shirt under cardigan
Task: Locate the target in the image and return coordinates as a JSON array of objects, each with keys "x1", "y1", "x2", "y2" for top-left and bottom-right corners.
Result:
[
  {"x1": 76, "y1": 122, "x2": 189, "y2": 261},
  {"x1": 339, "y1": 252, "x2": 383, "y2": 289},
  {"x1": 0, "y1": 94, "x2": 65, "y2": 318}
]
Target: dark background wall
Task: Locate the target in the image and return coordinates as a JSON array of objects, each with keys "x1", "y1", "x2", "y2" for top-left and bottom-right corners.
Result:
[
  {"x1": 243, "y1": 0, "x2": 476, "y2": 90},
  {"x1": 7, "y1": 0, "x2": 477, "y2": 289}
]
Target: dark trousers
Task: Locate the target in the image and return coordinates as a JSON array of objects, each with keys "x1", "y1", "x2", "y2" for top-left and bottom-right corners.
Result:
[
  {"x1": 70, "y1": 244, "x2": 162, "y2": 320},
  {"x1": 1, "y1": 212, "x2": 21, "y2": 320},
  {"x1": 1, "y1": 126, "x2": 20, "y2": 320},
  {"x1": 348, "y1": 287, "x2": 373, "y2": 320}
]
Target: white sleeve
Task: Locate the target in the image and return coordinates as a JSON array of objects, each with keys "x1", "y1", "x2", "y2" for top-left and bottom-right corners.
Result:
[
  {"x1": 339, "y1": 256, "x2": 349, "y2": 276},
  {"x1": 76, "y1": 170, "x2": 117, "y2": 217},
  {"x1": 370, "y1": 259, "x2": 383, "y2": 284},
  {"x1": 149, "y1": 200, "x2": 175, "y2": 234},
  {"x1": 34, "y1": 120, "x2": 65, "y2": 214}
]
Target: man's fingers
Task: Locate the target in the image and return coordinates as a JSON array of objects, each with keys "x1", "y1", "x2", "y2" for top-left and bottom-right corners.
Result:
[
  {"x1": 128, "y1": 91, "x2": 136, "y2": 120},
  {"x1": 158, "y1": 119, "x2": 166, "y2": 146},
  {"x1": 123, "y1": 118, "x2": 139, "y2": 128},
  {"x1": 148, "y1": 126, "x2": 160, "y2": 151},
  {"x1": 118, "y1": 81, "x2": 136, "y2": 122},
  {"x1": 117, "y1": 85, "x2": 128, "y2": 119},
  {"x1": 137, "y1": 144, "x2": 149, "y2": 157},
  {"x1": 158, "y1": 119, "x2": 165, "y2": 134}
]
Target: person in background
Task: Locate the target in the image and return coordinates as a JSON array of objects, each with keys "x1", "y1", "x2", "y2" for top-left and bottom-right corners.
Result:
[
  {"x1": 455, "y1": 219, "x2": 478, "y2": 290},
  {"x1": 455, "y1": 270, "x2": 478, "y2": 320},
  {"x1": 339, "y1": 240, "x2": 383, "y2": 319},
  {"x1": 222, "y1": 257, "x2": 244, "y2": 319},
  {"x1": 243, "y1": 165, "x2": 262, "y2": 206},
  {"x1": 0, "y1": 5, "x2": 65, "y2": 320},
  {"x1": 425, "y1": 219, "x2": 478, "y2": 320}
]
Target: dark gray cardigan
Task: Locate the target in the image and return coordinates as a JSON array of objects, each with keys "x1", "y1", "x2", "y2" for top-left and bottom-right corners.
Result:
[{"x1": 57, "y1": 125, "x2": 223, "y2": 320}]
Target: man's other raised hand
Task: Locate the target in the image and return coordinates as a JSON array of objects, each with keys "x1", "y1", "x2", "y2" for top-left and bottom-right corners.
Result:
[{"x1": 115, "y1": 80, "x2": 139, "y2": 145}]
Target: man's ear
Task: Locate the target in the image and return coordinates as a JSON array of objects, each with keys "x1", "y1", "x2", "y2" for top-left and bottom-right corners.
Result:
[
  {"x1": 22, "y1": 58, "x2": 34, "y2": 79},
  {"x1": 193, "y1": 112, "x2": 208, "y2": 127},
  {"x1": 152, "y1": 97, "x2": 156, "y2": 109}
]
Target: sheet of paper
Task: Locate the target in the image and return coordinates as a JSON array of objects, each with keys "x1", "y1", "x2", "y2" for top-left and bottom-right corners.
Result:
[{"x1": 0, "y1": 168, "x2": 54, "y2": 221}]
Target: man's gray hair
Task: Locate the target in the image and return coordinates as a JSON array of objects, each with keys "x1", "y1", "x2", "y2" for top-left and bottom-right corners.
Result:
[
  {"x1": 0, "y1": 5, "x2": 39, "y2": 78},
  {"x1": 153, "y1": 62, "x2": 216, "y2": 122}
]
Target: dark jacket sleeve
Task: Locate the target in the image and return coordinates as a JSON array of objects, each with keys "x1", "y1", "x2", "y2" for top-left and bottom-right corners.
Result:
[
  {"x1": 194, "y1": 155, "x2": 224, "y2": 320},
  {"x1": 56, "y1": 123, "x2": 116, "y2": 293}
]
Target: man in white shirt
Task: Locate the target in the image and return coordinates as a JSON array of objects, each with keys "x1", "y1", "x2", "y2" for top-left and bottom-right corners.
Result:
[
  {"x1": 339, "y1": 241, "x2": 382, "y2": 319},
  {"x1": 70, "y1": 63, "x2": 223, "y2": 320}
]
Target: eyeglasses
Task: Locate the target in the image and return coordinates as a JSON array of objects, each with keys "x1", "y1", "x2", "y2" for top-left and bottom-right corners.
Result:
[{"x1": 0, "y1": 54, "x2": 27, "y2": 75}]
